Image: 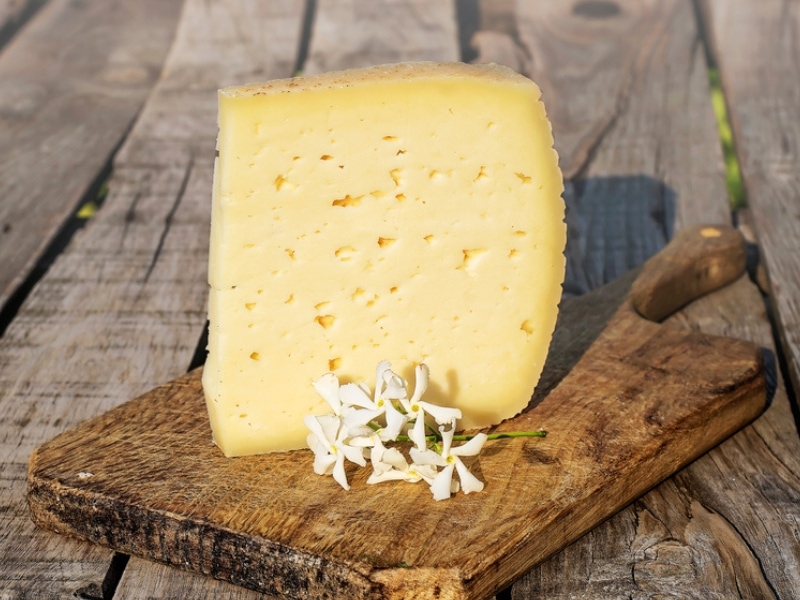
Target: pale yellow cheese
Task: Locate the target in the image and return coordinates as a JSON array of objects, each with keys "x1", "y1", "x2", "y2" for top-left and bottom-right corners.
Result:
[{"x1": 203, "y1": 62, "x2": 566, "y2": 457}]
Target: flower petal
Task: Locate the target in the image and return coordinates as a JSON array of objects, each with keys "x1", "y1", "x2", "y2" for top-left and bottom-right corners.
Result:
[
  {"x1": 409, "y1": 415, "x2": 428, "y2": 450},
  {"x1": 455, "y1": 459, "x2": 485, "y2": 494},
  {"x1": 367, "y1": 467, "x2": 421, "y2": 484},
  {"x1": 340, "y1": 441, "x2": 367, "y2": 467},
  {"x1": 312, "y1": 373, "x2": 342, "y2": 413},
  {"x1": 419, "y1": 400, "x2": 462, "y2": 425},
  {"x1": 409, "y1": 363, "x2": 430, "y2": 404},
  {"x1": 342, "y1": 407, "x2": 383, "y2": 432},
  {"x1": 313, "y1": 451, "x2": 336, "y2": 476},
  {"x1": 410, "y1": 447, "x2": 447, "y2": 468},
  {"x1": 374, "y1": 360, "x2": 393, "y2": 401},
  {"x1": 408, "y1": 463, "x2": 439, "y2": 484},
  {"x1": 430, "y1": 464, "x2": 456, "y2": 500},
  {"x1": 439, "y1": 423, "x2": 455, "y2": 456},
  {"x1": 380, "y1": 447, "x2": 409, "y2": 470},
  {"x1": 382, "y1": 369, "x2": 408, "y2": 400},
  {"x1": 380, "y1": 403, "x2": 409, "y2": 441},
  {"x1": 339, "y1": 383, "x2": 376, "y2": 409},
  {"x1": 450, "y1": 432, "x2": 488, "y2": 457},
  {"x1": 331, "y1": 454, "x2": 350, "y2": 490},
  {"x1": 304, "y1": 414, "x2": 337, "y2": 448}
]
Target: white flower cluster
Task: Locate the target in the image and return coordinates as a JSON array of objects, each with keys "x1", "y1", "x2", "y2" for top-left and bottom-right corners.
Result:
[{"x1": 304, "y1": 360, "x2": 487, "y2": 501}]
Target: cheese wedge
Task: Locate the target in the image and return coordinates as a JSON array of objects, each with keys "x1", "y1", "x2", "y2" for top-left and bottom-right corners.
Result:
[{"x1": 203, "y1": 62, "x2": 565, "y2": 457}]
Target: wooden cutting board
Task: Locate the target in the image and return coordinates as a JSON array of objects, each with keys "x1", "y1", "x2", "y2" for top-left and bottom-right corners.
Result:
[{"x1": 27, "y1": 225, "x2": 766, "y2": 600}]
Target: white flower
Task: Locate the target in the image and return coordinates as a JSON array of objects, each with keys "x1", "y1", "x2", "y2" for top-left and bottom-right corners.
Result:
[
  {"x1": 305, "y1": 359, "x2": 491, "y2": 500},
  {"x1": 410, "y1": 421, "x2": 487, "y2": 501},
  {"x1": 366, "y1": 446, "x2": 439, "y2": 485},
  {"x1": 335, "y1": 361, "x2": 410, "y2": 441},
  {"x1": 346, "y1": 430, "x2": 390, "y2": 469},
  {"x1": 399, "y1": 364, "x2": 462, "y2": 450},
  {"x1": 304, "y1": 414, "x2": 366, "y2": 490},
  {"x1": 312, "y1": 372, "x2": 346, "y2": 416}
]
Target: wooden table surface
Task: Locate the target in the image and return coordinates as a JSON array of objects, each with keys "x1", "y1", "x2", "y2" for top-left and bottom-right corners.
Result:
[{"x1": 1, "y1": 0, "x2": 799, "y2": 598}]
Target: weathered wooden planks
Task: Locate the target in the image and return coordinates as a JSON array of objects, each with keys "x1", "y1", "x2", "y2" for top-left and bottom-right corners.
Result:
[
  {"x1": 0, "y1": 0, "x2": 184, "y2": 597},
  {"x1": 302, "y1": 0, "x2": 459, "y2": 75},
  {"x1": 0, "y1": 0, "x2": 183, "y2": 313},
  {"x1": 702, "y1": 0, "x2": 800, "y2": 420},
  {"x1": 0, "y1": 0, "x2": 42, "y2": 46},
  {"x1": 500, "y1": 0, "x2": 800, "y2": 597},
  {"x1": 515, "y1": 0, "x2": 730, "y2": 297},
  {"x1": 0, "y1": 0, "x2": 301, "y2": 598}
]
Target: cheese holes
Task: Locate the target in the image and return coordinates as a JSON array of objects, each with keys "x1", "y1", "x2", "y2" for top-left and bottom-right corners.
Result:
[
  {"x1": 332, "y1": 194, "x2": 362, "y2": 207},
  {"x1": 474, "y1": 166, "x2": 489, "y2": 181},
  {"x1": 520, "y1": 320, "x2": 535, "y2": 335},
  {"x1": 250, "y1": 352, "x2": 260, "y2": 360},
  {"x1": 328, "y1": 358, "x2": 342, "y2": 371},
  {"x1": 515, "y1": 172, "x2": 532, "y2": 184},
  {"x1": 390, "y1": 168, "x2": 403, "y2": 187},
  {"x1": 320, "y1": 154, "x2": 333, "y2": 160},
  {"x1": 377, "y1": 237, "x2": 396, "y2": 248},
  {"x1": 382, "y1": 135, "x2": 397, "y2": 141},
  {"x1": 244, "y1": 302, "x2": 256, "y2": 311},
  {"x1": 315, "y1": 315, "x2": 335, "y2": 329},
  {"x1": 273, "y1": 174, "x2": 296, "y2": 191},
  {"x1": 335, "y1": 245, "x2": 357, "y2": 261},
  {"x1": 395, "y1": 193, "x2": 406, "y2": 202},
  {"x1": 459, "y1": 248, "x2": 488, "y2": 271}
]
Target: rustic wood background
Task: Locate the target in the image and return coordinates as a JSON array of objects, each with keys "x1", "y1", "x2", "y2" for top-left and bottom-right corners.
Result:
[{"x1": 1, "y1": 0, "x2": 799, "y2": 598}]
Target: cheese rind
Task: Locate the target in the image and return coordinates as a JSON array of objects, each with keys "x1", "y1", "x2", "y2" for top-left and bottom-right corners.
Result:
[{"x1": 203, "y1": 62, "x2": 566, "y2": 457}]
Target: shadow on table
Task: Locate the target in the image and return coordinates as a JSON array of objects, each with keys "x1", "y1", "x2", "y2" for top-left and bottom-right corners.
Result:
[
  {"x1": 562, "y1": 173, "x2": 676, "y2": 298},
  {"x1": 533, "y1": 173, "x2": 777, "y2": 412}
]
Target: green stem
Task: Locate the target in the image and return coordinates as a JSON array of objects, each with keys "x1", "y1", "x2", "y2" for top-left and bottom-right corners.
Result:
[{"x1": 395, "y1": 430, "x2": 547, "y2": 443}]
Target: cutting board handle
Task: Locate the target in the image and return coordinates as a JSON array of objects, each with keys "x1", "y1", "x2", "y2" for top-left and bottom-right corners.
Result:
[{"x1": 629, "y1": 224, "x2": 746, "y2": 322}]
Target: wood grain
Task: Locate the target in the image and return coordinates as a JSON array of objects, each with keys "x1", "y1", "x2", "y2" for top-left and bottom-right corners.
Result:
[
  {"x1": 0, "y1": 0, "x2": 42, "y2": 46},
  {"x1": 0, "y1": 1, "x2": 303, "y2": 598},
  {"x1": 28, "y1": 226, "x2": 766, "y2": 600},
  {"x1": 513, "y1": 0, "x2": 730, "y2": 298},
  {"x1": 702, "y1": 0, "x2": 800, "y2": 419},
  {"x1": 0, "y1": 0, "x2": 182, "y2": 312},
  {"x1": 0, "y1": 1, "x2": 183, "y2": 596},
  {"x1": 302, "y1": 0, "x2": 459, "y2": 75},
  {"x1": 506, "y1": 1, "x2": 800, "y2": 598}
]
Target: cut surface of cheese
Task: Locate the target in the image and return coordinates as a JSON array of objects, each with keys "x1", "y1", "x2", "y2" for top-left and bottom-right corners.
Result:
[{"x1": 203, "y1": 62, "x2": 566, "y2": 457}]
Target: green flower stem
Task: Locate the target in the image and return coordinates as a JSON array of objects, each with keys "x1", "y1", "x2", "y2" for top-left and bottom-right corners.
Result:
[
  {"x1": 365, "y1": 418, "x2": 547, "y2": 443},
  {"x1": 481, "y1": 430, "x2": 547, "y2": 440},
  {"x1": 395, "y1": 430, "x2": 547, "y2": 443}
]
